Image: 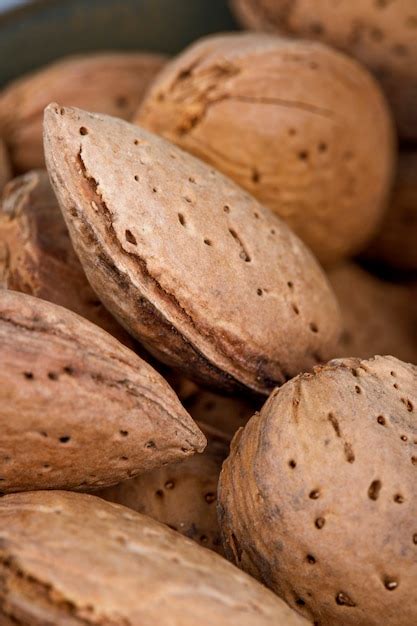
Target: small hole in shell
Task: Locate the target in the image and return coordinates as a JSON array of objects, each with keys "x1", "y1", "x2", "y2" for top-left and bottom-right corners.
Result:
[
  {"x1": 383, "y1": 577, "x2": 399, "y2": 591},
  {"x1": 315, "y1": 517, "x2": 325, "y2": 529},
  {"x1": 79, "y1": 127, "x2": 88, "y2": 136},
  {"x1": 377, "y1": 415, "x2": 386, "y2": 426},
  {"x1": 368, "y1": 480, "x2": 382, "y2": 501},
  {"x1": 335, "y1": 592, "x2": 356, "y2": 607},
  {"x1": 125, "y1": 230, "x2": 137, "y2": 245},
  {"x1": 289, "y1": 459, "x2": 297, "y2": 469},
  {"x1": 252, "y1": 168, "x2": 261, "y2": 183}
]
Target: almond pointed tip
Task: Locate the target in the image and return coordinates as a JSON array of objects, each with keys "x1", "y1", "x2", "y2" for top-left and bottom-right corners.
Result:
[{"x1": 43, "y1": 102, "x2": 64, "y2": 135}]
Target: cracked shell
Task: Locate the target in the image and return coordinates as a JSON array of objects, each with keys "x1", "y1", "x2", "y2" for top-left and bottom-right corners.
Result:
[
  {"x1": 0, "y1": 289, "x2": 205, "y2": 493},
  {"x1": 136, "y1": 32, "x2": 395, "y2": 265},
  {"x1": 218, "y1": 355, "x2": 417, "y2": 626},
  {"x1": 0, "y1": 52, "x2": 166, "y2": 173},
  {"x1": 98, "y1": 422, "x2": 230, "y2": 555},
  {"x1": 44, "y1": 103, "x2": 341, "y2": 396},
  {"x1": 230, "y1": 0, "x2": 417, "y2": 141},
  {"x1": 0, "y1": 490, "x2": 309, "y2": 626},
  {"x1": 0, "y1": 170, "x2": 135, "y2": 348}
]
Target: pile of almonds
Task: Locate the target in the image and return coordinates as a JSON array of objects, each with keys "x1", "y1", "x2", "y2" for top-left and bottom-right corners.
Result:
[{"x1": 0, "y1": 3, "x2": 416, "y2": 624}]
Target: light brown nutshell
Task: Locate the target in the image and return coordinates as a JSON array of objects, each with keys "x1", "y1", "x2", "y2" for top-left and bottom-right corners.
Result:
[
  {"x1": 136, "y1": 32, "x2": 395, "y2": 265},
  {"x1": 0, "y1": 138, "x2": 11, "y2": 193},
  {"x1": 0, "y1": 491, "x2": 309, "y2": 626},
  {"x1": 0, "y1": 289, "x2": 205, "y2": 493},
  {"x1": 44, "y1": 104, "x2": 341, "y2": 395},
  {"x1": 366, "y1": 150, "x2": 417, "y2": 271},
  {"x1": 0, "y1": 51, "x2": 166, "y2": 172},
  {"x1": 0, "y1": 170, "x2": 135, "y2": 348},
  {"x1": 98, "y1": 422, "x2": 230, "y2": 555},
  {"x1": 230, "y1": 0, "x2": 417, "y2": 141},
  {"x1": 218, "y1": 356, "x2": 417, "y2": 626},
  {"x1": 329, "y1": 263, "x2": 417, "y2": 364}
]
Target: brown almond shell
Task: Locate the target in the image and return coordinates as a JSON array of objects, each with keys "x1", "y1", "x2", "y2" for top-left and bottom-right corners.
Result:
[
  {"x1": 230, "y1": 0, "x2": 417, "y2": 141},
  {"x1": 0, "y1": 169, "x2": 137, "y2": 349},
  {"x1": 0, "y1": 51, "x2": 166, "y2": 172},
  {"x1": 218, "y1": 355, "x2": 417, "y2": 626},
  {"x1": 0, "y1": 289, "x2": 205, "y2": 493},
  {"x1": 136, "y1": 32, "x2": 395, "y2": 265},
  {"x1": 0, "y1": 490, "x2": 309, "y2": 625},
  {"x1": 44, "y1": 104, "x2": 341, "y2": 396}
]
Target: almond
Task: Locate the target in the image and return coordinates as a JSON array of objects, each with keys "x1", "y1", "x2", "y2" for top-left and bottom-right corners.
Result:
[
  {"x1": 98, "y1": 422, "x2": 230, "y2": 555},
  {"x1": 230, "y1": 0, "x2": 417, "y2": 141},
  {"x1": 218, "y1": 355, "x2": 417, "y2": 626},
  {"x1": 0, "y1": 289, "x2": 205, "y2": 493},
  {"x1": 0, "y1": 490, "x2": 309, "y2": 625},
  {"x1": 0, "y1": 52, "x2": 166, "y2": 172},
  {"x1": 0, "y1": 170, "x2": 136, "y2": 349},
  {"x1": 136, "y1": 32, "x2": 395, "y2": 265},
  {"x1": 44, "y1": 104, "x2": 341, "y2": 395}
]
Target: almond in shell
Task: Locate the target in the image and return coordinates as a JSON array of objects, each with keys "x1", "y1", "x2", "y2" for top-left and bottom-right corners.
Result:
[
  {"x1": 0, "y1": 289, "x2": 205, "y2": 493},
  {"x1": 44, "y1": 104, "x2": 341, "y2": 395}
]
